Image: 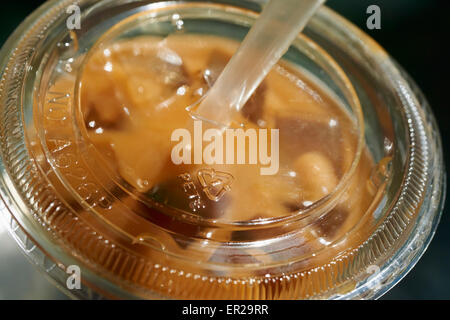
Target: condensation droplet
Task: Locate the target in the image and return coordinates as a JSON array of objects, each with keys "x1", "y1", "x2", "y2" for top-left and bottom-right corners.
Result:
[
  {"x1": 171, "y1": 13, "x2": 185, "y2": 32},
  {"x1": 137, "y1": 179, "x2": 149, "y2": 189}
]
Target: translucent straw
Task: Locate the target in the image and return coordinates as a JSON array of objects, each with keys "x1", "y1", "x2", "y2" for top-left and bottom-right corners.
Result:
[{"x1": 193, "y1": 0, "x2": 326, "y2": 126}]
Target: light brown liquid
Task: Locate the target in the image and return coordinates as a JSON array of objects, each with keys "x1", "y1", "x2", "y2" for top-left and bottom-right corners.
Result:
[
  {"x1": 80, "y1": 35, "x2": 368, "y2": 221},
  {"x1": 39, "y1": 35, "x2": 379, "y2": 298}
]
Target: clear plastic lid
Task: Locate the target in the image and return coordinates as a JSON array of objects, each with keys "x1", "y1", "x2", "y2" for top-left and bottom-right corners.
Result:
[{"x1": 0, "y1": 0, "x2": 444, "y2": 299}]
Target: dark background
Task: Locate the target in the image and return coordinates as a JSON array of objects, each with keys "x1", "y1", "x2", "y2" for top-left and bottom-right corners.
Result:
[{"x1": 0, "y1": 0, "x2": 448, "y2": 299}]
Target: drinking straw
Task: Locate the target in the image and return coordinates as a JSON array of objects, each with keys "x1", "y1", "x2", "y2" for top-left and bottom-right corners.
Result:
[{"x1": 193, "y1": 0, "x2": 326, "y2": 126}]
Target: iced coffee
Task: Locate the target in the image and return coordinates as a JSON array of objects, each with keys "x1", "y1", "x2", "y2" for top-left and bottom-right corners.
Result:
[
  {"x1": 0, "y1": 0, "x2": 441, "y2": 301},
  {"x1": 39, "y1": 34, "x2": 380, "y2": 299}
]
